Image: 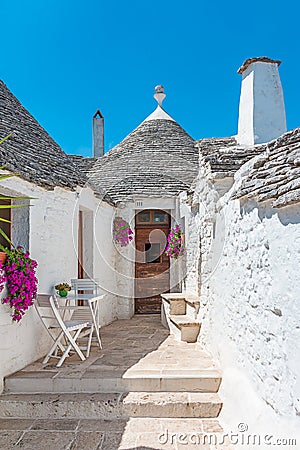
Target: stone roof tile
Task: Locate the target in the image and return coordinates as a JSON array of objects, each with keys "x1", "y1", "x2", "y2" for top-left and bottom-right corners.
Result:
[
  {"x1": 0, "y1": 80, "x2": 86, "y2": 190},
  {"x1": 196, "y1": 136, "x2": 263, "y2": 177},
  {"x1": 87, "y1": 118, "x2": 199, "y2": 203},
  {"x1": 233, "y1": 127, "x2": 300, "y2": 208}
]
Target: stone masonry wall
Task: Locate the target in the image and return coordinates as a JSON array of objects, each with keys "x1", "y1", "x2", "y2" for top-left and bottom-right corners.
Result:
[
  {"x1": 203, "y1": 198, "x2": 300, "y2": 424},
  {"x1": 182, "y1": 161, "x2": 300, "y2": 437},
  {"x1": 185, "y1": 166, "x2": 300, "y2": 435}
]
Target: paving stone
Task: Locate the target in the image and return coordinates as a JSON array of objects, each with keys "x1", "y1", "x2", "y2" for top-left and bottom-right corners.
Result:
[
  {"x1": 158, "y1": 418, "x2": 204, "y2": 433},
  {"x1": 134, "y1": 431, "x2": 180, "y2": 449},
  {"x1": 16, "y1": 430, "x2": 75, "y2": 449},
  {"x1": 78, "y1": 419, "x2": 127, "y2": 432},
  {"x1": 101, "y1": 432, "x2": 124, "y2": 449},
  {"x1": 71, "y1": 431, "x2": 104, "y2": 449},
  {"x1": 202, "y1": 419, "x2": 224, "y2": 433},
  {"x1": 125, "y1": 417, "x2": 163, "y2": 433},
  {"x1": 0, "y1": 430, "x2": 23, "y2": 448}
]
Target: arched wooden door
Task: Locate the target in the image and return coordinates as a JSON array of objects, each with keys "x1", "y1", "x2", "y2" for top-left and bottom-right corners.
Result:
[{"x1": 135, "y1": 210, "x2": 170, "y2": 314}]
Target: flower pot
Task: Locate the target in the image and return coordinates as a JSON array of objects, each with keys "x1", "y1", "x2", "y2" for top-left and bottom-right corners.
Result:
[
  {"x1": 58, "y1": 289, "x2": 68, "y2": 297},
  {"x1": 0, "y1": 252, "x2": 7, "y2": 265}
]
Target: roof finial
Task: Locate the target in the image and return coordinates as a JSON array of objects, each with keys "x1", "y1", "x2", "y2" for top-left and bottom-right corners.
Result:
[{"x1": 154, "y1": 85, "x2": 166, "y2": 107}]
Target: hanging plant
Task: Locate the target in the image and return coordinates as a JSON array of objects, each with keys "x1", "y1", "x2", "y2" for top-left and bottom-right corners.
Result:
[
  {"x1": 113, "y1": 216, "x2": 133, "y2": 247},
  {"x1": 0, "y1": 245, "x2": 38, "y2": 322},
  {"x1": 165, "y1": 224, "x2": 184, "y2": 259}
]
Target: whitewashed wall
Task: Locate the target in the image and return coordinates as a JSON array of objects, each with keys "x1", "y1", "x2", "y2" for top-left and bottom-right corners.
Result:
[
  {"x1": 180, "y1": 165, "x2": 227, "y2": 297},
  {"x1": 201, "y1": 197, "x2": 300, "y2": 436},
  {"x1": 0, "y1": 176, "x2": 117, "y2": 392},
  {"x1": 185, "y1": 167, "x2": 300, "y2": 438}
]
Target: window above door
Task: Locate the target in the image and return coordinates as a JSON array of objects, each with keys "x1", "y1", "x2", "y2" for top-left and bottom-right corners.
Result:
[{"x1": 136, "y1": 210, "x2": 169, "y2": 225}]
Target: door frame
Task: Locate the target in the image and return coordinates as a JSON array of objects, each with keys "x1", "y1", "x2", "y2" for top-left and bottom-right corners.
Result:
[{"x1": 134, "y1": 209, "x2": 171, "y2": 314}]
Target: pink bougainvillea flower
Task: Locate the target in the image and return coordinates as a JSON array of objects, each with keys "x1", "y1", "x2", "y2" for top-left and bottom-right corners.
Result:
[
  {"x1": 165, "y1": 224, "x2": 184, "y2": 260},
  {"x1": 0, "y1": 245, "x2": 38, "y2": 322},
  {"x1": 113, "y1": 216, "x2": 134, "y2": 247}
]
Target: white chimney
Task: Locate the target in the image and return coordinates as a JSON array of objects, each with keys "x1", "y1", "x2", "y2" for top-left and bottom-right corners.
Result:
[
  {"x1": 92, "y1": 110, "x2": 104, "y2": 157},
  {"x1": 237, "y1": 57, "x2": 287, "y2": 146}
]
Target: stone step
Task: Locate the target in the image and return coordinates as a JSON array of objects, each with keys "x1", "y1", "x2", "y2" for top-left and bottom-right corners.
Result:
[
  {"x1": 123, "y1": 369, "x2": 221, "y2": 393},
  {"x1": 123, "y1": 392, "x2": 222, "y2": 418},
  {"x1": 169, "y1": 315, "x2": 201, "y2": 343},
  {"x1": 0, "y1": 393, "x2": 124, "y2": 419},
  {"x1": 161, "y1": 292, "x2": 200, "y2": 315},
  {"x1": 4, "y1": 369, "x2": 221, "y2": 394},
  {"x1": 0, "y1": 392, "x2": 222, "y2": 419},
  {"x1": 161, "y1": 294, "x2": 187, "y2": 315}
]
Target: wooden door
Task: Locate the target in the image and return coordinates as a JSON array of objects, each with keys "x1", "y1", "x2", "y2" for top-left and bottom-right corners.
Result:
[
  {"x1": 78, "y1": 210, "x2": 84, "y2": 279},
  {"x1": 135, "y1": 210, "x2": 170, "y2": 314}
]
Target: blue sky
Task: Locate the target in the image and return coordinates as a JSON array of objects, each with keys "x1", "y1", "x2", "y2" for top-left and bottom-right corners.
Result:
[{"x1": 1, "y1": 1, "x2": 299, "y2": 156}]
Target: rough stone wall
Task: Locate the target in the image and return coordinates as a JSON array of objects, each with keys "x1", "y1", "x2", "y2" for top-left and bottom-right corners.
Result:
[
  {"x1": 182, "y1": 161, "x2": 300, "y2": 437},
  {"x1": 185, "y1": 165, "x2": 300, "y2": 434},
  {"x1": 202, "y1": 197, "x2": 300, "y2": 435},
  {"x1": 182, "y1": 164, "x2": 223, "y2": 297}
]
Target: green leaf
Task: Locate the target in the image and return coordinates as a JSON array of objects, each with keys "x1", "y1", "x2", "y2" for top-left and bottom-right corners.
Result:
[
  {"x1": 0, "y1": 227, "x2": 12, "y2": 246},
  {"x1": 0, "y1": 204, "x2": 30, "y2": 209},
  {"x1": 0, "y1": 196, "x2": 31, "y2": 200},
  {"x1": 0, "y1": 134, "x2": 12, "y2": 145},
  {"x1": 0, "y1": 174, "x2": 17, "y2": 181}
]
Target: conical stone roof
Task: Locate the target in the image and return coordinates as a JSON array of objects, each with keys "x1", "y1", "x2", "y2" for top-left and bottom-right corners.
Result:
[{"x1": 87, "y1": 106, "x2": 199, "y2": 204}]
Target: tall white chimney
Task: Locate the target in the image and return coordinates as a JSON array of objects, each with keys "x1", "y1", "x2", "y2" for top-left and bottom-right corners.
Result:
[
  {"x1": 92, "y1": 110, "x2": 104, "y2": 157},
  {"x1": 237, "y1": 57, "x2": 287, "y2": 146}
]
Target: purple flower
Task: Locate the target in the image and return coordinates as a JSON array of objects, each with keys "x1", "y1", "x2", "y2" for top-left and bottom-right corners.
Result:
[
  {"x1": 0, "y1": 247, "x2": 38, "y2": 322},
  {"x1": 113, "y1": 216, "x2": 134, "y2": 247},
  {"x1": 165, "y1": 224, "x2": 184, "y2": 260}
]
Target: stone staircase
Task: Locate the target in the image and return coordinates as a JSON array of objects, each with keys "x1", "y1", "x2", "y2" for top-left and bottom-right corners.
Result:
[
  {"x1": 161, "y1": 292, "x2": 201, "y2": 343},
  {"x1": 0, "y1": 315, "x2": 223, "y2": 426}
]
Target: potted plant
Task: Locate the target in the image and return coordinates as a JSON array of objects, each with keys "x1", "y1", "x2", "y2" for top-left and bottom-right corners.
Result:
[
  {"x1": 55, "y1": 282, "x2": 71, "y2": 297},
  {"x1": 113, "y1": 216, "x2": 133, "y2": 247},
  {"x1": 165, "y1": 224, "x2": 184, "y2": 259},
  {"x1": 0, "y1": 245, "x2": 38, "y2": 322}
]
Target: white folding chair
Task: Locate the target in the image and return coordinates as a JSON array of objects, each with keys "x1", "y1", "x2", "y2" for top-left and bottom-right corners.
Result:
[
  {"x1": 43, "y1": 296, "x2": 89, "y2": 367},
  {"x1": 35, "y1": 294, "x2": 66, "y2": 355},
  {"x1": 71, "y1": 278, "x2": 100, "y2": 305},
  {"x1": 59, "y1": 295, "x2": 104, "y2": 356}
]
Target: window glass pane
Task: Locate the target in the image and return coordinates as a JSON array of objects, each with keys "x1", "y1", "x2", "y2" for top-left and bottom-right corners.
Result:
[
  {"x1": 154, "y1": 211, "x2": 167, "y2": 223},
  {"x1": 138, "y1": 211, "x2": 150, "y2": 222},
  {"x1": 0, "y1": 199, "x2": 11, "y2": 248},
  {"x1": 145, "y1": 243, "x2": 161, "y2": 263}
]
